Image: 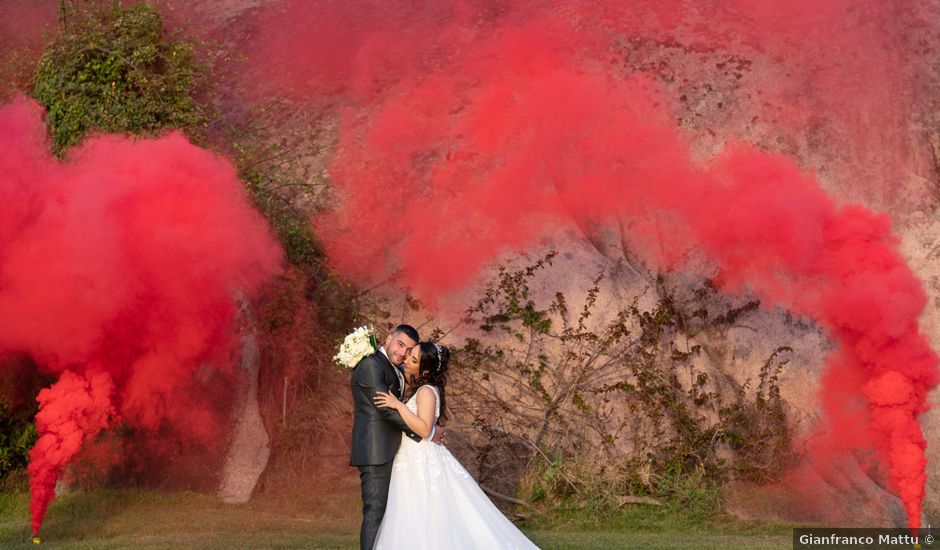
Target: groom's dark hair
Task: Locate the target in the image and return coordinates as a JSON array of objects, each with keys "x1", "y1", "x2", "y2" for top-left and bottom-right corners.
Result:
[{"x1": 391, "y1": 324, "x2": 419, "y2": 343}]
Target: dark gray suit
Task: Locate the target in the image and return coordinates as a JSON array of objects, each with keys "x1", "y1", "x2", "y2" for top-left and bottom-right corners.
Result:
[{"x1": 350, "y1": 351, "x2": 421, "y2": 550}]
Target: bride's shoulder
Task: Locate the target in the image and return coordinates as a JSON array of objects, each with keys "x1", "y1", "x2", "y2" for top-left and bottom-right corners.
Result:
[{"x1": 416, "y1": 384, "x2": 439, "y2": 398}]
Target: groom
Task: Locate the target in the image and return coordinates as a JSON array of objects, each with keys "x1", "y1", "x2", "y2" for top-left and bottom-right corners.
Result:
[{"x1": 350, "y1": 324, "x2": 424, "y2": 550}]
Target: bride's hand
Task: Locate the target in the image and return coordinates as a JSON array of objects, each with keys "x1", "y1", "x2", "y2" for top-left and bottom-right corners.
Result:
[{"x1": 374, "y1": 390, "x2": 402, "y2": 410}]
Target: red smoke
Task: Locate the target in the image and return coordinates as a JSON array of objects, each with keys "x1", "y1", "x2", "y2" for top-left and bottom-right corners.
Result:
[
  {"x1": 0, "y1": 97, "x2": 281, "y2": 534},
  {"x1": 247, "y1": 0, "x2": 937, "y2": 526},
  {"x1": 28, "y1": 370, "x2": 115, "y2": 534}
]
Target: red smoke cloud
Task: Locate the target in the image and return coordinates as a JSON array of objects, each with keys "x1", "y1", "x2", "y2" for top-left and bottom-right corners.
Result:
[
  {"x1": 0, "y1": 97, "x2": 281, "y2": 534},
  {"x1": 247, "y1": 0, "x2": 937, "y2": 526}
]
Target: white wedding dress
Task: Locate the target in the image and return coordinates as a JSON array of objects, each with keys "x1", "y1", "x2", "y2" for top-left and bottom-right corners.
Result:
[{"x1": 374, "y1": 385, "x2": 541, "y2": 549}]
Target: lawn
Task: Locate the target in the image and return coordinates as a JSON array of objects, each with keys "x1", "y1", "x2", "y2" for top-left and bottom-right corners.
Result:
[{"x1": 0, "y1": 486, "x2": 795, "y2": 549}]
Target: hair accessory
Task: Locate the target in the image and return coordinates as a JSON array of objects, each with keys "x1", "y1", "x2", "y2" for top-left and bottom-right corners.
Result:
[{"x1": 433, "y1": 343, "x2": 443, "y2": 372}]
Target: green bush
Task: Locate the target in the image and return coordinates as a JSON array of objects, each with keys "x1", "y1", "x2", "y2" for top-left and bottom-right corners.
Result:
[
  {"x1": 32, "y1": 1, "x2": 204, "y2": 152},
  {"x1": 0, "y1": 360, "x2": 53, "y2": 483},
  {"x1": 0, "y1": 403, "x2": 36, "y2": 479}
]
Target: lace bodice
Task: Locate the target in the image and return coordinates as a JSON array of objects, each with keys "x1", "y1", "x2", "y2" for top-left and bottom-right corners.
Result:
[{"x1": 393, "y1": 384, "x2": 469, "y2": 497}]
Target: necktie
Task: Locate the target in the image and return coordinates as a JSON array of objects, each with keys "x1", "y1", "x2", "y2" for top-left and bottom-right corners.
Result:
[{"x1": 394, "y1": 366, "x2": 404, "y2": 398}]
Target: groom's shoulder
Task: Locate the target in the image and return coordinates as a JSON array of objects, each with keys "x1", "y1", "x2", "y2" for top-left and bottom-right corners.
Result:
[
  {"x1": 351, "y1": 352, "x2": 386, "y2": 384},
  {"x1": 352, "y1": 352, "x2": 383, "y2": 373},
  {"x1": 361, "y1": 351, "x2": 383, "y2": 364}
]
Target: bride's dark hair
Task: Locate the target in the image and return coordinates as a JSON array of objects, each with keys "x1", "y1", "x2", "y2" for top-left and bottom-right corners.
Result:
[{"x1": 403, "y1": 342, "x2": 449, "y2": 424}]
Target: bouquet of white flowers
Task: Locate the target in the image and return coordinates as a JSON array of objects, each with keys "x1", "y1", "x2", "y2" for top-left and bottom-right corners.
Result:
[{"x1": 334, "y1": 325, "x2": 378, "y2": 371}]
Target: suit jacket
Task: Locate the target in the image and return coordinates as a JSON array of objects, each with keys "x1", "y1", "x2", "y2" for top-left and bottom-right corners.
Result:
[{"x1": 349, "y1": 351, "x2": 422, "y2": 466}]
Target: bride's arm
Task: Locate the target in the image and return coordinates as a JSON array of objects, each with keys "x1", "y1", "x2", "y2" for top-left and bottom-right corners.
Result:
[{"x1": 374, "y1": 386, "x2": 436, "y2": 439}]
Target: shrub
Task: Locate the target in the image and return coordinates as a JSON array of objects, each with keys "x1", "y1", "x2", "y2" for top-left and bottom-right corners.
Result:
[
  {"x1": 32, "y1": 1, "x2": 204, "y2": 152},
  {"x1": 0, "y1": 403, "x2": 37, "y2": 479},
  {"x1": 448, "y1": 253, "x2": 796, "y2": 516},
  {"x1": 0, "y1": 359, "x2": 54, "y2": 482}
]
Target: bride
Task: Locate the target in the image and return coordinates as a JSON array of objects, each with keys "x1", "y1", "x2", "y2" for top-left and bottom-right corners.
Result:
[{"x1": 373, "y1": 342, "x2": 541, "y2": 549}]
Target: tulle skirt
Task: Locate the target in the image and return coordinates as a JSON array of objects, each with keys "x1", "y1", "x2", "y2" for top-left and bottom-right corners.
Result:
[{"x1": 374, "y1": 437, "x2": 541, "y2": 550}]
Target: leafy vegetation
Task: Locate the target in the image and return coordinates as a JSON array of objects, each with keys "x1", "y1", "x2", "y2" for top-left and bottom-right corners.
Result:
[
  {"x1": 448, "y1": 253, "x2": 796, "y2": 518},
  {"x1": 0, "y1": 361, "x2": 53, "y2": 484},
  {"x1": 32, "y1": 1, "x2": 204, "y2": 153},
  {"x1": 0, "y1": 404, "x2": 36, "y2": 480}
]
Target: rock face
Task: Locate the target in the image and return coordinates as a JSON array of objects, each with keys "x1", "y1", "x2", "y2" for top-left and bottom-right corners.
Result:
[{"x1": 217, "y1": 298, "x2": 270, "y2": 504}]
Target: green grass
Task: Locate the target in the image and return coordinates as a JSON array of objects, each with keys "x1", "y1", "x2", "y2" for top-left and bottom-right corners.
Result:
[
  {"x1": 0, "y1": 489, "x2": 794, "y2": 549},
  {"x1": 0, "y1": 489, "x2": 356, "y2": 549},
  {"x1": 522, "y1": 505, "x2": 794, "y2": 549}
]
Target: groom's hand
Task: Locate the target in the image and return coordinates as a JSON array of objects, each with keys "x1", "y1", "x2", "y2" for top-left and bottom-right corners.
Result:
[{"x1": 430, "y1": 424, "x2": 446, "y2": 446}]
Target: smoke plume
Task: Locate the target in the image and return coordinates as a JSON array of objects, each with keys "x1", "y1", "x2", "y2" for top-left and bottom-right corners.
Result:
[
  {"x1": 27, "y1": 370, "x2": 114, "y2": 534},
  {"x1": 0, "y1": 96, "x2": 281, "y2": 533}
]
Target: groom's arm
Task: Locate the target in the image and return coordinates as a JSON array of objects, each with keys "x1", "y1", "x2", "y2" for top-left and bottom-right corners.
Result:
[{"x1": 351, "y1": 357, "x2": 422, "y2": 442}]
